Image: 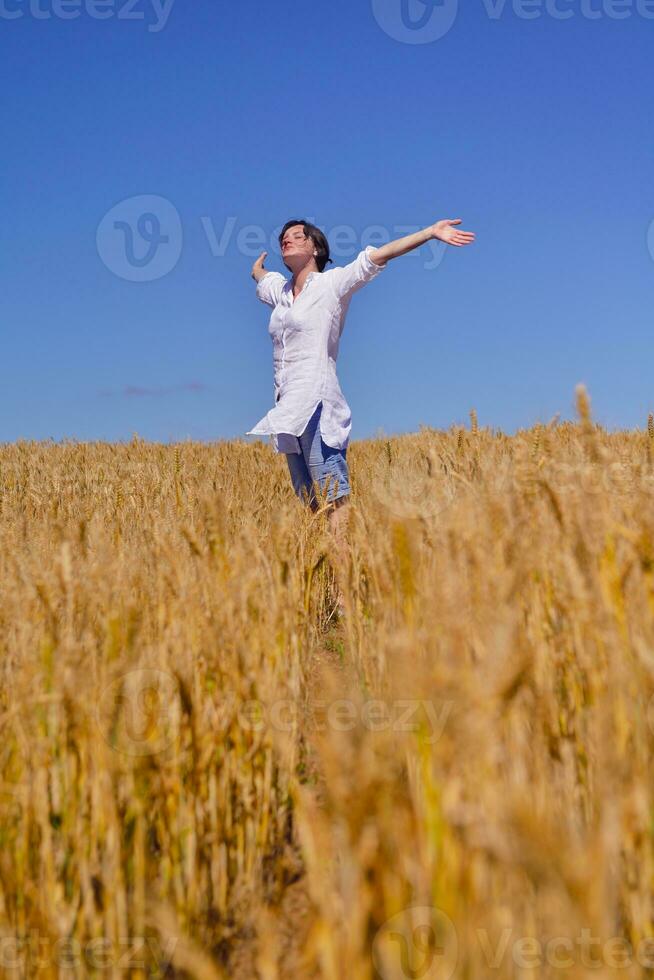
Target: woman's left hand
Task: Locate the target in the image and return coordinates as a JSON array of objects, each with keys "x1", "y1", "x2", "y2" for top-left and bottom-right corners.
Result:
[{"x1": 430, "y1": 219, "x2": 476, "y2": 247}]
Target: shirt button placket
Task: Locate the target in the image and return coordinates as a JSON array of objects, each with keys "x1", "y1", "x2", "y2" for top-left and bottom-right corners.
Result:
[{"x1": 281, "y1": 312, "x2": 287, "y2": 388}]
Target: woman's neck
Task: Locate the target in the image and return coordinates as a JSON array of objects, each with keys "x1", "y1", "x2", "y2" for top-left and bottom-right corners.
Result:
[{"x1": 292, "y1": 262, "x2": 319, "y2": 293}]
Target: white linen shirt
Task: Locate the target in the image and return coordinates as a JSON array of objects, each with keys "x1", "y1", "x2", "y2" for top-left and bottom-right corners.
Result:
[{"x1": 246, "y1": 245, "x2": 386, "y2": 454}]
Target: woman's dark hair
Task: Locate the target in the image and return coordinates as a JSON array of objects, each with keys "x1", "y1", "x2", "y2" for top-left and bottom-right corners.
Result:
[{"x1": 279, "y1": 219, "x2": 333, "y2": 273}]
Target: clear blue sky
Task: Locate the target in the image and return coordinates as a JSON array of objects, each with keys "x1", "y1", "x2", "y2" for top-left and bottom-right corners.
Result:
[{"x1": 2, "y1": 0, "x2": 652, "y2": 443}]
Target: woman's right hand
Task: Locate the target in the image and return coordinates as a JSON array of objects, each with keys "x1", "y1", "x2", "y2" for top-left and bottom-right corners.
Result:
[{"x1": 251, "y1": 251, "x2": 268, "y2": 282}]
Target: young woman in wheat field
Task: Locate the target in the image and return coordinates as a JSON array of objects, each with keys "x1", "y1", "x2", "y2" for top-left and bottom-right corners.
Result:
[{"x1": 247, "y1": 217, "x2": 476, "y2": 614}]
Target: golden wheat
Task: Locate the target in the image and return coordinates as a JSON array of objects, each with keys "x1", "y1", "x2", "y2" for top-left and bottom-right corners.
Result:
[{"x1": 1, "y1": 393, "x2": 654, "y2": 977}]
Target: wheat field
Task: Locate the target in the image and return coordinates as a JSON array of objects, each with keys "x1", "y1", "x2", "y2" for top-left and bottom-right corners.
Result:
[{"x1": 2, "y1": 386, "x2": 654, "y2": 978}]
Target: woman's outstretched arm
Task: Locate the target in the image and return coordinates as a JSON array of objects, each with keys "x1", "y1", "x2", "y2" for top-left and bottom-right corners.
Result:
[
  {"x1": 251, "y1": 250, "x2": 271, "y2": 283},
  {"x1": 251, "y1": 250, "x2": 287, "y2": 308},
  {"x1": 370, "y1": 219, "x2": 476, "y2": 267}
]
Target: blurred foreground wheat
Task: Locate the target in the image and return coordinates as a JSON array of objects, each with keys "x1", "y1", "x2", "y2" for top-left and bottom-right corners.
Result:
[{"x1": 2, "y1": 388, "x2": 654, "y2": 978}]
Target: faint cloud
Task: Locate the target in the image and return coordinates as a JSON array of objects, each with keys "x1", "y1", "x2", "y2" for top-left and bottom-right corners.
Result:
[
  {"x1": 99, "y1": 382, "x2": 208, "y2": 398},
  {"x1": 125, "y1": 385, "x2": 156, "y2": 397}
]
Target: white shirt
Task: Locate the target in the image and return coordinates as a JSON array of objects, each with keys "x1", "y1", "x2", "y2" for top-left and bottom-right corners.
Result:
[{"x1": 246, "y1": 245, "x2": 386, "y2": 454}]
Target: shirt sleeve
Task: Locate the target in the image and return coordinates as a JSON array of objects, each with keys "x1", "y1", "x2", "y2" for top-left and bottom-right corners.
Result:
[
  {"x1": 256, "y1": 271, "x2": 287, "y2": 308},
  {"x1": 328, "y1": 245, "x2": 386, "y2": 303}
]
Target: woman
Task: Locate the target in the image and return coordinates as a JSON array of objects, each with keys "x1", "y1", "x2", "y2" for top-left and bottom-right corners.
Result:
[{"x1": 246, "y1": 217, "x2": 476, "y2": 612}]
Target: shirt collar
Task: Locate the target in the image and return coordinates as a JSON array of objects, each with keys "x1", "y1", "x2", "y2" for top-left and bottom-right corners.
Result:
[{"x1": 286, "y1": 271, "x2": 319, "y2": 291}]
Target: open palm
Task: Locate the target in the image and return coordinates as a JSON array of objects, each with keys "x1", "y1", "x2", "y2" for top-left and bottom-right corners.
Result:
[{"x1": 431, "y1": 219, "x2": 476, "y2": 248}]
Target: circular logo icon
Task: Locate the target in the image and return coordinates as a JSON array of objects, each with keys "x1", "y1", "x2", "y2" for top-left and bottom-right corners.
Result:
[
  {"x1": 96, "y1": 668, "x2": 178, "y2": 756},
  {"x1": 96, "y1": 195, "x2": 182, "y2": 282},
  {"x1": 371, "y1": 0, "x2": 459, "y2": 44},
  {"x1": 373, "y1": 906, "x2": 458, "y2": 979},
  {"x1": 371, "y1": 445, "x2": 456, "y2": 519}
]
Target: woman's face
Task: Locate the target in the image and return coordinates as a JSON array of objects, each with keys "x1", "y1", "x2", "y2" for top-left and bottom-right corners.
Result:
[{"x1": 280, "y1": 225, "x2": 316, "y2": 269}]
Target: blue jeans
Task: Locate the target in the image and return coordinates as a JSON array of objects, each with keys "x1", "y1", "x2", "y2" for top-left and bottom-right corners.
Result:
[{"x1": 285, "y1": 401, "x2": 351, "y2": 510}]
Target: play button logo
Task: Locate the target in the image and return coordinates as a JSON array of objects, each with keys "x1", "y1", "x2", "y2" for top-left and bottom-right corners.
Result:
[{"x1": 371, "y1": 0, "x2": 459, "y2": 43}]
